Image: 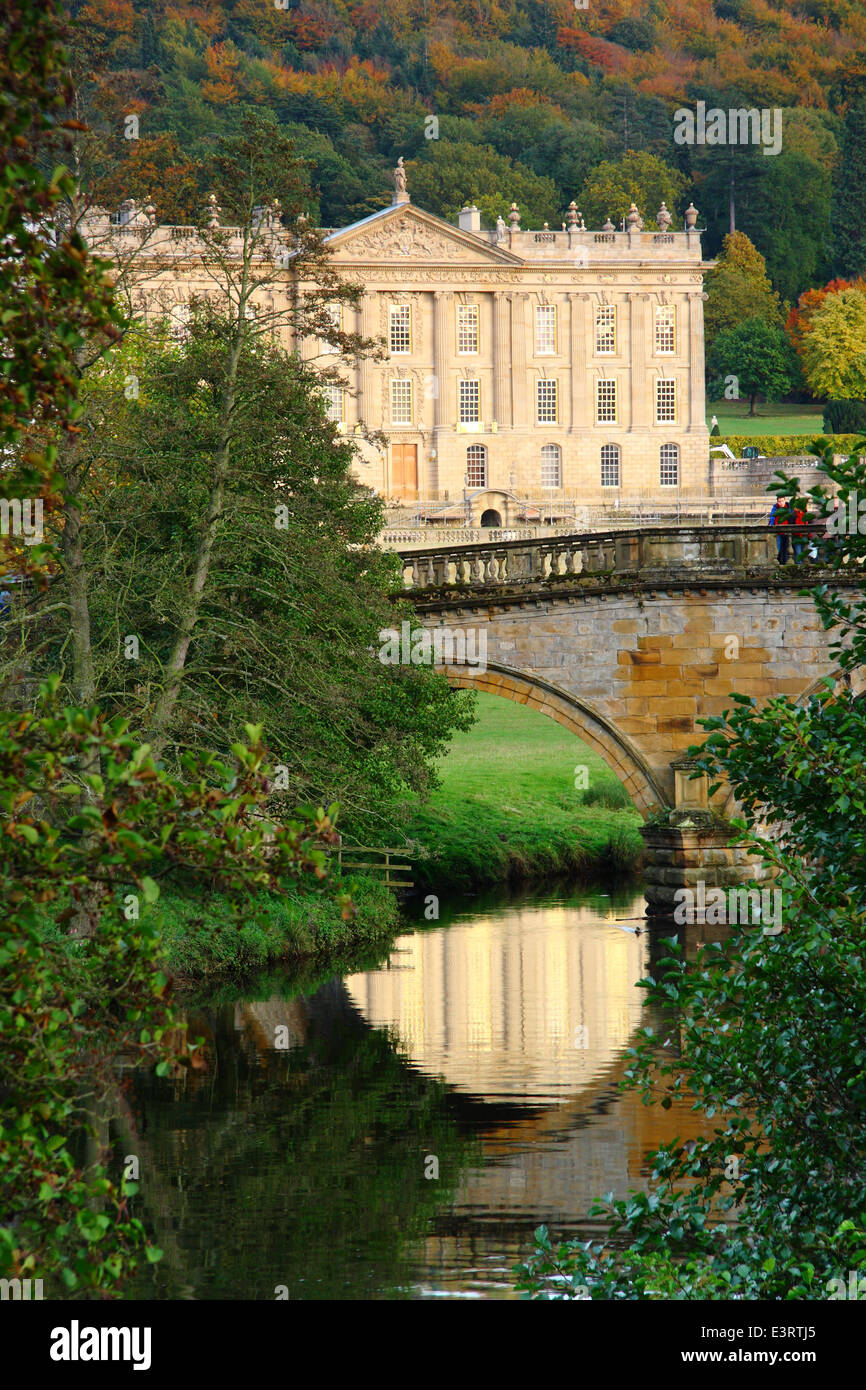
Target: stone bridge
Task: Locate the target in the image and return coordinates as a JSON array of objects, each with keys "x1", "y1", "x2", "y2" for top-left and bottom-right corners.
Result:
[{"x1": 397, "y1": 526, "x2": 863, "y2": 913}]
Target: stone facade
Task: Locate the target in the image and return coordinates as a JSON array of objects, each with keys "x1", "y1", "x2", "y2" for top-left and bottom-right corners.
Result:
[
  {"x1": 93, "y1": 172, "x2": 712, "y2": 522},
  {"x1": 325, "y1": 189, "x2": 712, "y2": 521}
]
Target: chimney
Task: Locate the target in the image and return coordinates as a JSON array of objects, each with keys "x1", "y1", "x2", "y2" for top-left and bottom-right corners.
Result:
[{"x1": 458, "y1": 204, "x2": 481, "y2": 234}]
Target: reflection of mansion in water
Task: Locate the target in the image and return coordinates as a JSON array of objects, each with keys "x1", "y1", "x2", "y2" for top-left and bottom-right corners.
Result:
[
  {"x1": 344, "y1": 902, "x2": 647, "y2": 1106},
  {"x1": 94, "y1": 164, "x2": 711, "y2": 527}
]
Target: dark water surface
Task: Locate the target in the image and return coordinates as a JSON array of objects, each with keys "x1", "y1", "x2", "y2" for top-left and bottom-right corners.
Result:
[{"x1": 126, "y1": 883, "x2": 702, "y2": 1300}]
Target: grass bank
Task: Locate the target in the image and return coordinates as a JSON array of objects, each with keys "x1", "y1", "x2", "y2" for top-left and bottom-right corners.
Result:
[
  {"x1": 406, "y1": 693, "x2": 643, "y2": 891},
  {"x1": 707, "y1": 400, "x2": 825, "y2": 436},
  {"x1": 156, "y1": 875, "x2": 401, "y2": 987}
]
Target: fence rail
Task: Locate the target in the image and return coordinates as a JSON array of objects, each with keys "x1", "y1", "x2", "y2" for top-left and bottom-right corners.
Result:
[
  {"x1": 336, "y1": 844, "x2": 414, "y2": 890},
  {"x1": 395, "y1": 523, "x2": 833, "y2": 594}
]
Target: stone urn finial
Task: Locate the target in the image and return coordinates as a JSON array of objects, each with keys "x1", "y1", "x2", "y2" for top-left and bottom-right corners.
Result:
[
  {"x1": 567, "y1": 200, "x2": 578, "y2": 228},
  {"x1": 205, "y1": 192, "x2": 221, "y2": 228},
  {"x1": 656, "y1": 201, "x2": 672, "y2": 231},
  {"x1": 508, "y1": 201, "x2": 521, "y2": 230},
  {"x1": 602, "y1": 215, "x2": 615, "y2": 232},
  {"x1": 626, "y1": 202, "x2": 643, "y2": 232},
  {"x1": 684, "y1": 201, "x2": 699, "y2": 229}
]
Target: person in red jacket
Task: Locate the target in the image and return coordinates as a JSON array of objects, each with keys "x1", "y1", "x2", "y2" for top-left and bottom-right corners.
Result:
[{"x1": 769, "y1": 497, "x2": 790, "y2": 564}]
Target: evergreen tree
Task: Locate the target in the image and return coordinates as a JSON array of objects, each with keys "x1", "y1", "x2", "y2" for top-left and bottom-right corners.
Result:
[{"x1": 831, "y1": 73, "x2": 866, "y2": 278}]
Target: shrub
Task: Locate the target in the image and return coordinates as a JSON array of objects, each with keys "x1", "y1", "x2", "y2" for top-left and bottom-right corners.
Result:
[{"x1": 823, "y1": 399, "x2": 866, "y2": 434}]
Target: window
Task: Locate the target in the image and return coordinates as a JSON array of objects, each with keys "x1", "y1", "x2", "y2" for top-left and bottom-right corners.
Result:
[
  {"x1": 596, "y1": 379, "x2": 617, "y2": 423},
  {"x1": 466, "y1": 444, "x2": 487, "y2": 488},
  {"x1": 322, "y1": 384, "x2": 344, "y2": 424},
  {"x1": 656, "y1": 378, "x2": 676, "y2": 423},
  {"x1": 541, "y1": 444, "x2": 561, "y2": 488},
  {"x1": 169, "y1": 303, "x2": 190, "y2": 340},
  {"x1": 660, "y1": 443, "x2": 679, "y2": 487},
  {"x1": 535, "y1": 304, "x2": 557, "y2": 355},
  {"x1": 321, "y1": 303, "x2": 342, "y2": 353},
  {"x1": 459, "y1": 379, "x2": 480, "y2": 423},
  {"x1": 389, "y1": 303, "x2": 411, "y2": 354},
  {"x1": 457, "y1": 303, "x2": 479, "y2": 354},
  {"x1": 600, "y1": 443, "x2": 621, "y2": 488},
  {"x1": 655, "y1": 305, "x2": 675, "y2": 354},
  {"x1": 595, "y1": 305, "x2": 616, "y2": 354},
  {"x1": 536, "y1": 379, "x2": 558, "y2": 424},
  {"x1": 390, "y1": 378, "x2": 413, "y2": 425}
]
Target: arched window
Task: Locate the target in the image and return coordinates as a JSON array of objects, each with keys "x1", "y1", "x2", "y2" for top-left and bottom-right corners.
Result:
[
  {"x1": 660, "y1": 443, "x2": 679, "y2": 487},
  {"x1": 600, "y1": 443, "x2": 621, "y2": 488},
  {"x1": 541, "y1": 444, "x2": 561, "y2": 488},
  {"x1": 466, "y1": 444, "x2": 487, "y2": 488}
]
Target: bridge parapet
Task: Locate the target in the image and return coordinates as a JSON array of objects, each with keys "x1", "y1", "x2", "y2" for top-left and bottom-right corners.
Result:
[{"x1": 399, "y1": 525, "x2": 785, "y2": 594}]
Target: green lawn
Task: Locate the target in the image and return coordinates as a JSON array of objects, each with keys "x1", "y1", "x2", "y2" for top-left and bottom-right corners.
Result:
[
  {"x1": 707, "y1": 400, "x2": 825, "y2": 436},
  {"x1": 407, "y1": 692, "x2": 643, "y2": 889}
]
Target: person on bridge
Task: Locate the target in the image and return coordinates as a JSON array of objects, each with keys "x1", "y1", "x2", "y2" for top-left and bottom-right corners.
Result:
[{"x1": 769, "y1": 497, "x2": 790, "y2": 565}]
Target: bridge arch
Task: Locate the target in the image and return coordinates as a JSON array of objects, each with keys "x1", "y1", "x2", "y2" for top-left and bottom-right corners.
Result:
[{"x1": 440, "y1": 660, "x2": 669, "y2": 818}]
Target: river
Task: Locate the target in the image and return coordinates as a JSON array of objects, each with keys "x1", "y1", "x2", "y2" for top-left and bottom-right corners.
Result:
[{"x1": 126, "y1": 882, "x2": 705, "y2": 1300}]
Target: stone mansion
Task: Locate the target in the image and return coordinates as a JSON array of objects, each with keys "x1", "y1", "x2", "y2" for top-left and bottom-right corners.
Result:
[{"x1": 95, "y1": 166, "x2": 713, "y2": 528}]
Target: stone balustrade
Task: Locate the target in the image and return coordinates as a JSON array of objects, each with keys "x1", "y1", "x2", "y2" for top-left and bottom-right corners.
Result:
[{"x1": 398, "y1": 525, "x2": 788, "y2": 593}]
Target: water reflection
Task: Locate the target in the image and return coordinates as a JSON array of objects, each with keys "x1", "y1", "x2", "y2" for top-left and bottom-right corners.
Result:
[
  {"x1": 127, "y1": 884, "x2": 706, "y2": 1301},
  {"x1": 345, "y1": 897, "x2": 647, "y2": 1104}
]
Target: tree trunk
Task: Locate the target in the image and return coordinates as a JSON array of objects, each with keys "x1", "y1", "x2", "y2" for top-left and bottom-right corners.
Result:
[
  {"x1": 146, "y1": 329, "x2": 245, "y2": 761},
  {"x1": 60, "y1": 433, "x2": 97, "y2": 707}
]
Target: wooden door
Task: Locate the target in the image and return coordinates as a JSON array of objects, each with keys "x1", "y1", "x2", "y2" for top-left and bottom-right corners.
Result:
[{"x1": 391, "y1": 444, "x2": 418, "y2": 500}]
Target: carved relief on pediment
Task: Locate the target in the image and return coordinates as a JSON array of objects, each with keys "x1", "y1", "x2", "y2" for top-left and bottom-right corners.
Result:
[{"x1": 336, "y1": 214, "x2": 494, "y2": 264}]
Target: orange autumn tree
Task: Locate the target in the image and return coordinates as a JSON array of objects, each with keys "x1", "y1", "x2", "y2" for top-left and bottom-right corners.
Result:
[
  {"x1": 202, "y1": 41, "x2": 241, "y2": 105},
  {"x1": 787, "y1": 278, "x2": 865, "y2": 356}
]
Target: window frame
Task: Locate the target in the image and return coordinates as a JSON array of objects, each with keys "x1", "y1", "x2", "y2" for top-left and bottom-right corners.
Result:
[
  {"x1": 457, "y1": 302, "x2": 480, "y2": 355},
  {"x1": 390, "y1": 377, "x2": 413, "y2": 426},
  {"x1": 466, "y1": 443, "x2": 488, "y2": 488},
  {"x1": 596, "y1": 378, "x2": 617, "y2": 424},
  {"x1": 660, "y1": 442, "x2": 680, "y2": 487},
  {"x1": 389, "y1": 303, "x2": 412, "y2": 355},
  {"x1": 595, "y1": 304, "x2": 616, "y2": 355},
  {"x1": 600, "y1": 443, "x2": 621, "y2": 488},
  {"x1": 654, "y1": 304, "x2": 675, "y2": 355},
  {"x1": 535, "y1": 304, "x2": 557, "y2": 356},
  {"x1": 322, "y1": 383, "x2": 345, "y2": 424},
  {"x1": 458, "y1": 378, "x2": 481, "y2": 424},
  {"x1": 536, "y1": 378, "x2": 559, "y2": 425},
  {"x1": 540, "y1": 443, "x2": 562, "y2": 488},
  {"x1": 656, "y1": 377, "x2": 677, "y2": 424}
]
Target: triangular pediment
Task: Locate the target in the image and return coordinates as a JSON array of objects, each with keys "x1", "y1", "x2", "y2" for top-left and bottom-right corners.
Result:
[{"x1": 325, "y1": 203, "x2": 522, "y2": 266}]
